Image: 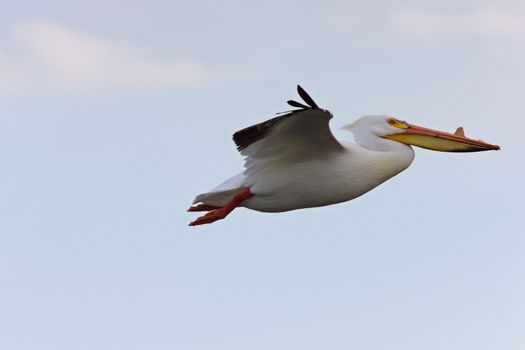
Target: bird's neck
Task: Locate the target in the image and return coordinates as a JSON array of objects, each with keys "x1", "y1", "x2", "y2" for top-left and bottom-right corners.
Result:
[
  {"x1": 354, "y1": 133, "x2": 397, "y2": 152},
  {"x1": 354, "y1": 134, "x2": 415, "y2": 173}
]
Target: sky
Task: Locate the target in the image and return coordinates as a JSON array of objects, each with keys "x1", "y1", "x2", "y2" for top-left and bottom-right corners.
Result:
[{"x1": 1, "y1": 1, "x2": 524, "y2": 349}]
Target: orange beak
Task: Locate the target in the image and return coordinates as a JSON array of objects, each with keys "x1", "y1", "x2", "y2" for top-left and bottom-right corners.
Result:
[{"x1": 384, "y1": 124, "x2": 500, "y2": 152}]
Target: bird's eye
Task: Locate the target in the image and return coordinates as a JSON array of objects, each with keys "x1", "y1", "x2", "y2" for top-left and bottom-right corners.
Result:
[{"x1": 387, "y1": 119, "x2": 397, "y2": 125}]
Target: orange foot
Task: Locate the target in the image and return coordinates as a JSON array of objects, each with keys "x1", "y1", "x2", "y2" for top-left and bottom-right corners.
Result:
[
  {"x1": 189, "y1": 208, "x2": 228, "y2": 226},
  {"x1": 188, "y1": 187, "x2": 252, "y2": 227},
  {"x1": 187, "y1": 204, "x2": 220, "y2": 212}
]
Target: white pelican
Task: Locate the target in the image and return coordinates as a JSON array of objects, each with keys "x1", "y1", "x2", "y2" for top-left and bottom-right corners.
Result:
[{"x1": 188, "y1": 85, "x2": 499, "y2": 226}]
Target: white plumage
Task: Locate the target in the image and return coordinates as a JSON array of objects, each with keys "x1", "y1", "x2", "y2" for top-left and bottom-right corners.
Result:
[{"x1": 188, "y1": 86, "x2": 499, "y2": 226}]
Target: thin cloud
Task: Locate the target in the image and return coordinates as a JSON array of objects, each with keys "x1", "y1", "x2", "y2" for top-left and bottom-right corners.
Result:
[
  {"x1": 0, "y1": 20, "x2": 213, "y2": 95},
  {"x1": 388, "y1": 7, "x2": 525, "y2": 41}
]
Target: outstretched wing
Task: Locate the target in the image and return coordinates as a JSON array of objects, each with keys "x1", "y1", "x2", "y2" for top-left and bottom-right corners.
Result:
[{"x1": 232, "y1": 85, "x2": 345, "y2": 175}]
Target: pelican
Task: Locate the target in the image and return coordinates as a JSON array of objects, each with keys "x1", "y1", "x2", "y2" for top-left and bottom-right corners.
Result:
[{"x1": 188, "y1": 85, "x2": 499, "y2": 226}]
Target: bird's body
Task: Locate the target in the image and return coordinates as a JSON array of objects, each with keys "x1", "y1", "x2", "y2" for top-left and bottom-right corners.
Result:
[
  {"x1": 188, "y1": 86, "x2": 499, "y2": 226},
  {"x1": 198, "y1": 140, "x2": 414, "y2": 213}
]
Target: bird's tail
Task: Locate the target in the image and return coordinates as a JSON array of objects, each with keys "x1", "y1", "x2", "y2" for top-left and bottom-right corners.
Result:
[{"x1": 191, "y1": 188, "x2": 245, "y2": 208}]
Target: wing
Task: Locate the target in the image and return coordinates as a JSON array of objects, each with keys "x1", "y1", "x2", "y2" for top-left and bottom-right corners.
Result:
[{"x1": 232, "y1": 85, "x2": 345, "y2": 175}]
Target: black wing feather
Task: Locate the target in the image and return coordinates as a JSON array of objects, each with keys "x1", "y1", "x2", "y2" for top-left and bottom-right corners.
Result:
[
  {"x1": 233, "y1": 85, "x2": 323, "y2": 151},
  {"x1": 233, "y1": 114, "x2": 289, "y2": 151},
  {"x1": 287, "y1": 100, "x2": 309, "y2": 109},
  {"x1": 297, "y1": 85, "x2": 319, "y2": 109}
]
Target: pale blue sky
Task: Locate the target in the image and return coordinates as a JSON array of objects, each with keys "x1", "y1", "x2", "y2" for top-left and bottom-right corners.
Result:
[{"x1": 1, "y1": 1, "x2": 524, "y2": 349}]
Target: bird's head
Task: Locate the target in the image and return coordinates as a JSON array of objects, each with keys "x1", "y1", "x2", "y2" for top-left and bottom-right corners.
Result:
[{"x1": 343, "y1": 115, "x2": 500, "y2": 152}]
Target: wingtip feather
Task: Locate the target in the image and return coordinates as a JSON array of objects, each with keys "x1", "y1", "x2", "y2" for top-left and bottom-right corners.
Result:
[
  {"x1": 287, "y1": 99, "x2": 310, "y2": 109},
  {"x1": 296, "y1": 85, "x2": 319, "y2": 109}
]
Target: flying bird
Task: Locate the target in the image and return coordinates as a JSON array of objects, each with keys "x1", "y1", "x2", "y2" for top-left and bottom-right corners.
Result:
[{"x1": 188, "y1": 86, "x2": 499, "y2": 226}]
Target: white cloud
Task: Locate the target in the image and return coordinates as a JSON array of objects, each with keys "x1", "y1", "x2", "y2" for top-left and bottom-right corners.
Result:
[
  {"x1": 0, "y1": 20, "x2": 213, "y2": 95},
  {"x1": 388, "y1": 7, "x2": 525, "y2": 41}
]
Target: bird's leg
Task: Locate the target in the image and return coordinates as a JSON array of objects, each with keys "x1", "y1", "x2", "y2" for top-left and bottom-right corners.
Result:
[
  {"x1": 187, "y1": 204, "x2": 220, "y2": 212},
  {"x1": 188, "y1": 188, "x2": 252, "y2": 226}
]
